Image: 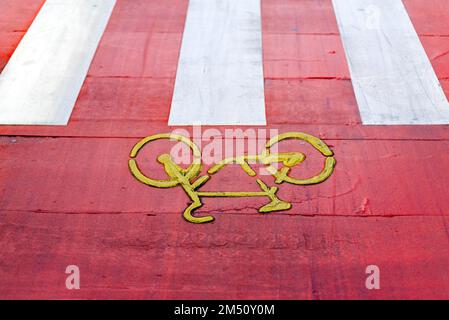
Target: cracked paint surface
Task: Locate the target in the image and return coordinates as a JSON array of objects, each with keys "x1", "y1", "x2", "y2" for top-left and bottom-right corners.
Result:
[{"x1": 1, "y1": 0, "x2": 449, "y2": 299}]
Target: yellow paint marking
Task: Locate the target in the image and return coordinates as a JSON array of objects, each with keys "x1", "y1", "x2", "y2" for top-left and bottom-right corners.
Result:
[{"x1": 129, "y1": 132, "x2": 336, "y2": 224}]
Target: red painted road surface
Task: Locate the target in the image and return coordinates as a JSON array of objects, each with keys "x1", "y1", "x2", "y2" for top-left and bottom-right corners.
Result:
[{"x1": 1, "y1": 0, "x2": 449, "y2": 299}]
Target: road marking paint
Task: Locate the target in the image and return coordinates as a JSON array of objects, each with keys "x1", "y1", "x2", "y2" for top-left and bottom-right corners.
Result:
[
  {"x1": 333, "y1": 0, "x2": 449, "y2": 125},
  {"x1": 0, "y1": 0, "x2": 116, "y2": 125},
  {"x1": 168, "y1": 0, "x2": 266, "y2": 126}
]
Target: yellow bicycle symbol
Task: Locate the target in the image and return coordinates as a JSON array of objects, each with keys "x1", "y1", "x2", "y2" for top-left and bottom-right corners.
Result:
[{"x1": 129, "y1": 132, "x2": 336, "y2": 224}]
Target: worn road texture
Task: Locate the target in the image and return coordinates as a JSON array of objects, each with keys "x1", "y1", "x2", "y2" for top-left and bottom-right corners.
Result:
[{"x1": 1, "y1": 0, "x2": 449, "y2": 299}]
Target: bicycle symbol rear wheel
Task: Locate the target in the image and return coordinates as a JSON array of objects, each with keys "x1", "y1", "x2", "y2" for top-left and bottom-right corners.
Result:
[{"x1": 265, "y1": 132, "x2": 336, "y2": 185}]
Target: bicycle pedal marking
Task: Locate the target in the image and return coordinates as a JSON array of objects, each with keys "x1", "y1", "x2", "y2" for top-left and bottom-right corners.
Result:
[{"x1": 128, "y1": 132, "x2": 336, "y2": 224}]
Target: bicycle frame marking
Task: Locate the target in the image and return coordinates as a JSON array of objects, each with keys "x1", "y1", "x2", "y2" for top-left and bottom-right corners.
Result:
[{"x1": 129, "y1": 132, "x2": 336, "y2": 224}]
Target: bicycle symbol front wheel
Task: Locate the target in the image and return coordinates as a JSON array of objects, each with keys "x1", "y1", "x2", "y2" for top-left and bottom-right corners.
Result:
[{"x1": 129, "y1": 133, "x2": 202, "y2": 188}]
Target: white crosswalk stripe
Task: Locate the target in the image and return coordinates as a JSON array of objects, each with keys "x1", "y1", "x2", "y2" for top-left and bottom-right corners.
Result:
[
  {"x1": 168, "y1": 0, "x2": 266, "y2": 126},
  {"x1": 333, "y1": 0, "x2": 449, "y2": 125},
  {"x1": 0, "y1": 0, "x2": 116, "y2": 125}
]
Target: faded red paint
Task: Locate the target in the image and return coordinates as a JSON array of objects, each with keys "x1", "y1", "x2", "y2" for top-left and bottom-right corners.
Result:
[
  {"x1": 0, "y1": 0, "x2": 45, "y2": 71},
  {"x1": 1, "y1": 0, "x2": 449, "y2": 300}
]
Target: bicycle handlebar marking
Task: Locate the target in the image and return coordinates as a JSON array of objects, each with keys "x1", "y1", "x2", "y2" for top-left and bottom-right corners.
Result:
[{"x1": 128, "y1": 132, "x2": 336, "y2": 224}]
